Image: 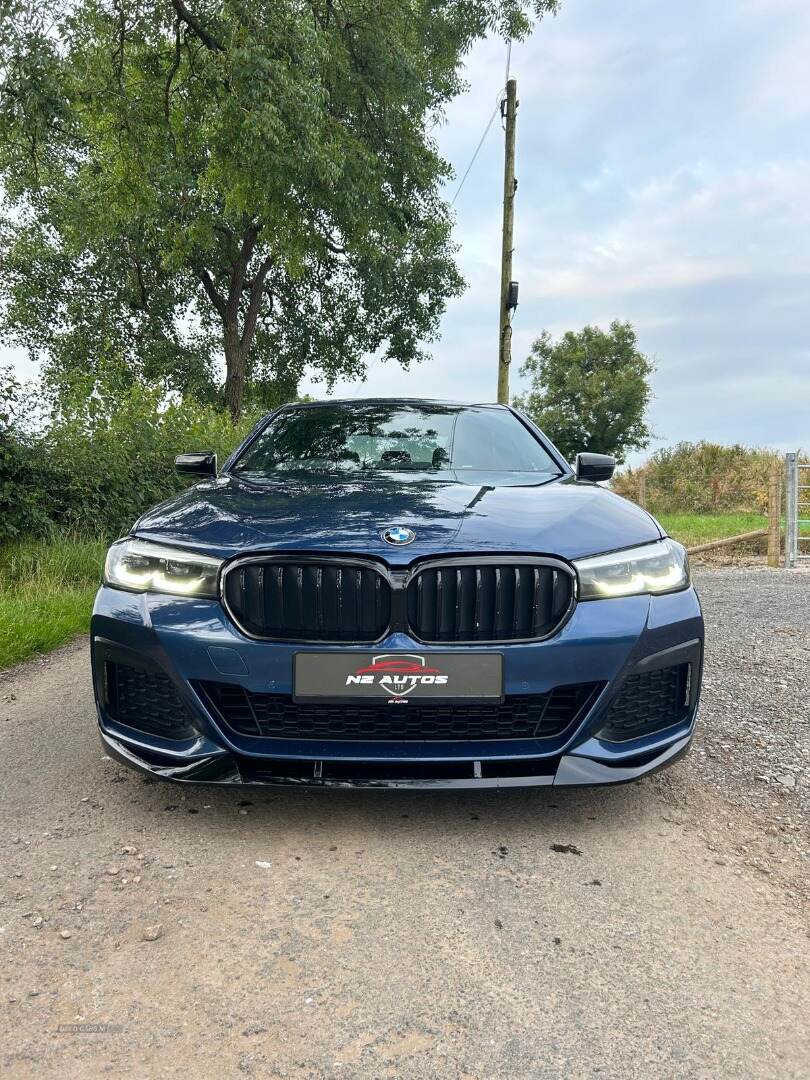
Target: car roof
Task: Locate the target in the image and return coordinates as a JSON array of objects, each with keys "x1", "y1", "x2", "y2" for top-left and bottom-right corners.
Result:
[{"x1": 283, "y1": 398, "x2": 507, "y2": 409}]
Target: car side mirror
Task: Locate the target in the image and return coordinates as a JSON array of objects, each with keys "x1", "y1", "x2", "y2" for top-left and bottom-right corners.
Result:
[
  {"x1": 175, "y1": 452, "x2": 217, "y2": 478},
  {"x1": 575, "y1": 452, "x2": 615, "y2": 483}
]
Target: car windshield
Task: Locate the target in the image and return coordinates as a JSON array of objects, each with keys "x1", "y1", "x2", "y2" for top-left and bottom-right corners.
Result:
[{"x1": 230, "y1": 402, "x2": 561, "y2": 477}]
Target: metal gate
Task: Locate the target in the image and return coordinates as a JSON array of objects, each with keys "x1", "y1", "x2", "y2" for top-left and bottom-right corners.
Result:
[{"x1": 785, "y1": 452, "x2": 810, "y2": 566}]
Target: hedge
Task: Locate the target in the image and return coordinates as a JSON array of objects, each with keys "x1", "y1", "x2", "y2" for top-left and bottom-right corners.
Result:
[
  {"x1": 612, "y1": 442, "x2": 786, "y2": 515},
  {"x1": 1, "y1": 377, "x2": 264, "y2": 542}
]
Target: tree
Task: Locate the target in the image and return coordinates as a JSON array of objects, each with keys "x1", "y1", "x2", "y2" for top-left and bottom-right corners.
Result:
[
  {"x1": 0, "y1": 0, "x2": 559, "y2": 418},
  {"x1": 514, "y1": 321, "x2": 653, "y2": 462}
]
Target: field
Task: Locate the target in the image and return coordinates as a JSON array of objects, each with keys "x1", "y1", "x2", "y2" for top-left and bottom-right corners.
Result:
[
  {"x1": 655, "y1": 512, "x2": 767, "y2": 549},
  {"x1": 0, "y1": 513, "x2": 798, "y2": 670}
]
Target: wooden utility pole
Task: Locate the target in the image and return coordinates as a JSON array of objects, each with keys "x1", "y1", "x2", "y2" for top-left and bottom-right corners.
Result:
[{"x1": 497, "y1": 78, "x2": 518, "y2": 404}]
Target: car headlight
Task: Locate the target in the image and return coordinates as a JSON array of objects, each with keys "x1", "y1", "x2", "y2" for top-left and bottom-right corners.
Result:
[
  {"x1": 104, "y1": 538, "x2": 222, "y2": 598},
  {"x1": 574, "y1": 538, "x2": 690, "y2": 600}
]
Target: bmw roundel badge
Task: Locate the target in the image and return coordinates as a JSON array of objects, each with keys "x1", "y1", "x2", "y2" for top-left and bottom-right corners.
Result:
[{"x1": 383, "y1": 525, "x2": 416, "y2": 546}]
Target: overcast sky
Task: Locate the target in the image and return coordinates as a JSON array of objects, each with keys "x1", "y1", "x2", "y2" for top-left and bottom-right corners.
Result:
[
  {"x1": 318, "y1": 0, "x2": 810, "y2": 458},
  {"x1": 3, "y1": 0, "x2": 809, "y2": 459}
]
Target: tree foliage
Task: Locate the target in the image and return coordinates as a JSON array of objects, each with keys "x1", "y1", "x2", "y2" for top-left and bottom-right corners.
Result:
[
  {"x1": 0, "y1": 361, "x2": 265, "y2": 540},
  {"x1": 514, "y1": 321, "x2": 653, "y2": 462},
  {"x1": 0, "y1": 366, "x2": 55, "y2": 539},
  {"x1": 0, "y1": 0, "x2": 558, "y2": 417}
]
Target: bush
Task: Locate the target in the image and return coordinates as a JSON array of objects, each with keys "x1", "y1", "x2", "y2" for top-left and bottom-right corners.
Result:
[
  {"x1": 0, "y1": 367, "x2": 59, "y2": 541},
  {"x1": 0, "y1": 373, "x2": 267, "y2": 541},
  {"x1": 46, "y1": 386, "x2": 262, "y2": 536},
  {"x1": 0, "y1": 424, "x2": 58, "y2": 541},
  {"x1": 612, "y1": 442, "x2": 783, "y2": 515}
]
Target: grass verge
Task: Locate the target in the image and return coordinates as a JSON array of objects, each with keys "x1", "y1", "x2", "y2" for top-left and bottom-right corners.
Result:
[
  {"x1": 655, "y1": 513, "x2": 768, "y2": 549},
  {"x1": 0, "y1": 539, "x2": 106, "y2": 670}
]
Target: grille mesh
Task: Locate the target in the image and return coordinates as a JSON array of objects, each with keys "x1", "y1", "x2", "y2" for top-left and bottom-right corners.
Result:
[
  {"x1": 222, "y1": 560, "x2": 390, "y2": 642},
  {"x1": 598, "y1": 664, "x2": 690, "y2": 742},
  {"x1": 105, "y1": 661, "x2": 197, "y2": 740},
  {"x1": 407, "y1": 562, "x2": 573, "y2": 642},
  {"x1": 198, "y1": 680, "x2": 602, "y2": 741}
]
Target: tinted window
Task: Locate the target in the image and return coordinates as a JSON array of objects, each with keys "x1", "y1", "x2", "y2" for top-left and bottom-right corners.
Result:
[
  {"x1": 231, "y1": 403, "x2": 559, "y2": 476},
  {"x1": 451, "y1": 408, "x2": 554, "y2": 471}
]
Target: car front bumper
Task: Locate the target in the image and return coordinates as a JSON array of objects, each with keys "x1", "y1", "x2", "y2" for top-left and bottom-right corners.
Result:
[{"x1": 90, "y1": 584, "x2": 704, "y2": 790}]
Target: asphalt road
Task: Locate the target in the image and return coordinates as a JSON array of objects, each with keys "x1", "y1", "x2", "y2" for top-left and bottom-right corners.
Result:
[{"x1": 2, "y1": 569, "x2": 809, "y2": 1079}]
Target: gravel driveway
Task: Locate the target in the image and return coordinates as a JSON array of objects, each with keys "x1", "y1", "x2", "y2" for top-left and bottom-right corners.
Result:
[
  {"x1": 1, "y1": 567, "x2": 808, "y2": 1079},
  {"x1": 690, "y1": 567, "x2": 810, "y2": 831}
]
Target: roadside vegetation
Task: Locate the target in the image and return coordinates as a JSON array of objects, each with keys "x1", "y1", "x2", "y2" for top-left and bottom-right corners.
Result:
[
  {"x1": 0, "y1": 539, "x2": 106, "y2": 669},
  {"x1": 0, "y1": 369, "x2": 263, "y2": 543},
  {"x1": 656, "y1": 513, "x2": 767, "y2": 550},
  {"x1": 0, "y1": 371, "x2": 267, "y2": 668},
  {"x1": 615, "y1": 443, "x2": 808, "y2": 551},
  {"x1": 612, "y1": 442, "x2": 784, "y2": 515}
]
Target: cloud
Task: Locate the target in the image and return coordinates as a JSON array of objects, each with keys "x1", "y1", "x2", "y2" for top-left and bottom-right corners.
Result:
[{"x1": 516, "y1": 158, "x2": 810, "y2": 310}]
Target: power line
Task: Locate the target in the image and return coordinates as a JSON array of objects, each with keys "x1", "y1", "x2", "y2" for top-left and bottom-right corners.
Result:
[
  {"x1": 366, "y1": 41, "x2": 513, "y2": 381},
  {"x1": 450, "y1": 41, "x2": 512, "y2": 207},
  {"x1": 450, "y1": 99, "x2": 501, "y2": 205}
]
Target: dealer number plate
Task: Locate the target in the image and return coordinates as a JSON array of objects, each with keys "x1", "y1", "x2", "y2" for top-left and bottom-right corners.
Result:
[{"x1": 293, "y1": 651, "x2": 503, "y2": 703}]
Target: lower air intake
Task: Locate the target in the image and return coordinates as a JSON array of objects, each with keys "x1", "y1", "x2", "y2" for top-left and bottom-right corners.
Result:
[
  {"x1": 104, "y1": 660, "x2": 197, "y2": 740},
  {"x1": 598, "y1": 664, "x2": 691, "y2": 742},
  {"x1": 197, "y1": 680, "x2": 603, "y2": 742}
]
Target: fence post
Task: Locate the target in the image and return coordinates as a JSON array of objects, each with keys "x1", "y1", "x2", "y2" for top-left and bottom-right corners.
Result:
[
  {"x1": 785, "y1": 452, "x2": 797, "y2": 568},
  {"x1": 767, "y1": 464, "x2": 781, "y2": 567},
  {"x1": 638, "y1": 474, "x2": 647, "y2": 509}
]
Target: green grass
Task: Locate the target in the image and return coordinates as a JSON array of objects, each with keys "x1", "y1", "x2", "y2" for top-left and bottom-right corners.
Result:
[
  {"x1": 656, "y1": 513, "x2": 768, "y2": 549},
  {"x1": 657, "y1": 512, "x2": 810, "y2": 549},
  {"x1": 0, "y1": 538, "x2": 106, "y2": 669}
]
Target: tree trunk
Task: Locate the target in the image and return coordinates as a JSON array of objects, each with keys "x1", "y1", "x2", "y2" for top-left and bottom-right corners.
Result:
[
  {"x1": 199, "y1": 233, "x2": 271, "y2": 422},
  {"x1": 223, "y1": 323, "x2": 247, "y2": 421}
]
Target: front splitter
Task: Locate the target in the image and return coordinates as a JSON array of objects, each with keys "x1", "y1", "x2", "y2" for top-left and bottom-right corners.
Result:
[{"x1": 99, "y1": 727, "x2": 692, "y2": 790}]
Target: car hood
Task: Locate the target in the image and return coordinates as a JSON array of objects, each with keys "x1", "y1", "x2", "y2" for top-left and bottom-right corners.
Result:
[{"x1": 133, "y1": 471, "x2": 662, "y2": 563}]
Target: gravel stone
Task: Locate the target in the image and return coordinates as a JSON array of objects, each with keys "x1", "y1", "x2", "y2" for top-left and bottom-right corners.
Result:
[{"x1": 690, "y1": 568, "x2": 810, "y2": 829}]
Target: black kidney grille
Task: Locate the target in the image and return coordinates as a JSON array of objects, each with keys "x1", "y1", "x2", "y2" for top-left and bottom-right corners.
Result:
[
  {"x1": 598, "y1": 664, "x2": 691, "y2": 742},
  {"x1": 407, "y1": 563, "x2": 573, "y2": 642},
  {"x1": 223, "y1": 561, "x2": 391, "y2": 642},
  {"x1": 198, "y1": 680, "x2": 602, "y2": 742},
  {"x1": 105, "y1": 661, "x2": 197, "y2": 740}
]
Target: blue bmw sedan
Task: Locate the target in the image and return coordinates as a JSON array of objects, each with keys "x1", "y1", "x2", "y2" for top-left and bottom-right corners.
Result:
[{"x1": 91, "y1": 399, "x2": 703, "y2": 789}]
